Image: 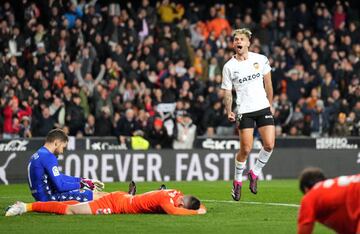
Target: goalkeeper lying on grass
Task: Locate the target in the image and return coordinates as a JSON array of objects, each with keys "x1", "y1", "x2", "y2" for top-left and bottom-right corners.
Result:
[
  {"x1": 27, "y1": 129, "x2": 106, "y2": 202},
  {"x1": 6, "y1": 182, "x2": 206, "y2": 216}
]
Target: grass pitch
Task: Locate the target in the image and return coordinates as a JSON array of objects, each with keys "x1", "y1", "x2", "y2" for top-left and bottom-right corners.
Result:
[{"x1": 0, "y1": 180, "x2": 331, "y2": 234}]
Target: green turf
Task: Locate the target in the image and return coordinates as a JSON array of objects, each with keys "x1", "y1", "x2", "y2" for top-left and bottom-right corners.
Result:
[{"x1": 0, "y1": 180, "x2": 332, "y2": 234}]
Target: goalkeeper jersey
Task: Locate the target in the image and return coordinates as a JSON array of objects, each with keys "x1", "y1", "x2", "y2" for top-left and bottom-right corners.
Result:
[
  {"x1": 90, "y1": 189, "x2": 202, "y2": 215},
  {"x1": 27, "y1": 146, "x2": 81, "y2": 201},
  {"x1": 298, "y1": 174, "x2": 360, "y2": 234}
]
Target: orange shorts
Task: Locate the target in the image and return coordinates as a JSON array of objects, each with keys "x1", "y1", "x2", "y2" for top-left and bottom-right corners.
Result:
[{"x1": 89, "y1": 191, "x2": 128, "y2": 215}]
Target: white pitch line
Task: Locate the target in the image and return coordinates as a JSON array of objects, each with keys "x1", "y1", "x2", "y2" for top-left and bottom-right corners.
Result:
[
  {"x1": 203, "y1": 199, "x2": 300, "y2": 208},
  {"x1": 0, "y1": 197, "x2": 300, "y2": 208}
]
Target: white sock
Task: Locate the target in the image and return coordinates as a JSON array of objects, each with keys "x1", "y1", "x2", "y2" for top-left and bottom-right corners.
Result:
[
  {"x1": 234, "y1": 160, "x2": 246, "y2": 182},
  {"x1": 253, "y1": 148, "x2": 272, "y2": 176}
]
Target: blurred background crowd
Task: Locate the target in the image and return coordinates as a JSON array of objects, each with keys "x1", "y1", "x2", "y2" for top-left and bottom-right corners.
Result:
[{"x1": 0, "y1": 0, "x2": 359, "y2": 148}]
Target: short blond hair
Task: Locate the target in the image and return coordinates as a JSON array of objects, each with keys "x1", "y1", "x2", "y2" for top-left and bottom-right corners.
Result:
[{"x1": 232, "y1": 28, "x2": 252, "y2": 40}]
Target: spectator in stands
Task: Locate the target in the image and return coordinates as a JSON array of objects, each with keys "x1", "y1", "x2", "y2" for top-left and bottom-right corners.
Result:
[
  {"x1": 173, "y1": 113, "x2": 196, "y2": 149},
  {"x1": 19, "y1": 116, "x2": 32, "y2": 138},
  {"x1": 332, "y1": 112, "x2": 351, "y2": 136},
  {"x1": 94, "y1": 106, "x2": 113, "y2": 136},
  {"x1": 66, "y1": 94, "x2": 85, "y2": 136},
  {"x1": 302, "y1": 100, "x2": 329, "y2": 137},
  {"x1": 157, "y1": 0, "x2": 184, "y2": 24},
  {"x1": 75, "y1": 63, "x2": 106, "y2": 96},
  {"x1": 2, "y1": 98, "x2": 32, "y2": 139},
  {"x1": 201, "y1": 100, "x2": 222, "y2": 137},
  {"x1": 274, "y1": 93, "x2": 293, "y2": 133},
  {"x1": 84, "y1": 114, "x2": 95, "y2": 137},
  {"x1": 285, "y1": 69, "x2": 305, "y2": 106},
  {"x1": 0, "y1": 0, "x2": 359, "y2": 142},
  {"x1": 32, "y1": 106, "x2": 56, "y2": 137},
  {"x1": 115, "y1": 108, "x2": 140, "y2": 139},
  {"x1": 146, "y1": 118, "x2": 170, "y2": 149},
  {"x1": 206, "y1": 5, "x2": 232, "y2": 39}
]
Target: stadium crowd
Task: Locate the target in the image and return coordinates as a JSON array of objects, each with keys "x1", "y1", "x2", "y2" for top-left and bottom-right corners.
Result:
[{"x1": 0, "y1": 0, "x2": 359, "y2": 147}]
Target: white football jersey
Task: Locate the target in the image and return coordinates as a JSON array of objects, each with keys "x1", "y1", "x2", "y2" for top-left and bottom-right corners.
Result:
[{"x1": 221, "y1": 52, "x2": 271, "y2": 114}]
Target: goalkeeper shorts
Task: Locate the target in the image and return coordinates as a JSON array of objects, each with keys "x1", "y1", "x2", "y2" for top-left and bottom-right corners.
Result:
[
  {"x1": 48, "y1": 189, "x2": 93, "y2": 202},
  {"x1": 89, "y1": 191, "x2": 130, "y2": 215}
]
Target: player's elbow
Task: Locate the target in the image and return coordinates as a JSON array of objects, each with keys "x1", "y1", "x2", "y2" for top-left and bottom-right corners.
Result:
[
  {"x1": 55, "y1": 185, "x2": 67, "y2": 192},
  {"x1": 53, "y1": 181, "x2": 68, "y2": 192}
]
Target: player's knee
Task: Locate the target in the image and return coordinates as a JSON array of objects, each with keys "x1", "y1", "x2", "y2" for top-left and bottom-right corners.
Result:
[
  {"x1": 65, "y1": 207, "x2": 75, "y2": 215},
  {"x1": 241, "y1": 145, "x2": 252, "y2": 155},
  {"x1": 263, "y1": 143, "x2": 274, "y2": 152}
]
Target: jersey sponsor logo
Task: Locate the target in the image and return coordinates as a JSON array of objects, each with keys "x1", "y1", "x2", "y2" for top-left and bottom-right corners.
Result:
[
  {"x1": 52, "y1": 166, "x2": 60, "y2": 176},
  {"x1": 236, "y1": 73, "x2": 261, "y2": 84},
  {"x1": 265, "y1": 115, "x2": 273, "y2": 119},
  {"x1": 167, "y1": 190, "x2": 178, "y2": 198},
  {"x1": 96, "y1": 208, "x2": 112, "y2": 215},
  {"x1": 31, "y1": 153, "x2": 39, "y2": 160}
]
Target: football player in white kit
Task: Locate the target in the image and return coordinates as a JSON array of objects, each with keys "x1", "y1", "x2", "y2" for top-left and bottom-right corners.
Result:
[{"x1": 221, "y1": 28, "x2": 275, "y2": 201}]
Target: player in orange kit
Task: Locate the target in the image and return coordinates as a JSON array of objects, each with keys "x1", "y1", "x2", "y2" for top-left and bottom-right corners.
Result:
[
  {"x1": 297, "y1": 167, "x2": 360, "y2": 234},
  {"x1": 5, "y1": 182, "x2": 206, "y2": 216}
]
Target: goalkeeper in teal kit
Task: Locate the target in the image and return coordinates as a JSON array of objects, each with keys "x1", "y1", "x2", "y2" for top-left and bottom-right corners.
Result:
[{"x1": 27, "y1": 129, "x2": 106, "y2": 202}]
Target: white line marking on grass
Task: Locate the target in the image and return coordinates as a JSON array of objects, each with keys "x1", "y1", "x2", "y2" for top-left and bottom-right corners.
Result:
[
  {"x1": 0, "y1": 197, "x2": 300, "y2": 208},
  {"x1": 203, "y1": 199, "x2": 300, "y2": 208}
]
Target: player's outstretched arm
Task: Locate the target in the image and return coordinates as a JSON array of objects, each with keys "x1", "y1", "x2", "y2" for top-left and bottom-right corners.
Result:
[
  {"x1": 298, "y1": 198, "x2": 315, "y2": 234},
  {"x1": 161, "y1": 203, "x2": 207, "y2": 215},
  {"x1": 44, "y1": 157, "x2": 80, "y2": 192},
  {"x1": 297, "y1": 223, "x2": 314, "y2": 234},
  {"x1": 62, "y1": 174, "x2": 81, "y2": 183}
]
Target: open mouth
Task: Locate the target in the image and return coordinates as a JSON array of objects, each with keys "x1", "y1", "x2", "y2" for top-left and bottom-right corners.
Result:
[{"x1": 237, "y1": 45, "x2": 243, "y2": 49}]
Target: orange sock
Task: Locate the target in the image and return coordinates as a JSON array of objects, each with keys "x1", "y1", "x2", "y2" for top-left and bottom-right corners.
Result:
[
  {"x1": 26, "y1": 203, "x2": 33, "y2": 212},
  {"x1": 32, "y1": 201, "x2": 68, "y2": 215}
]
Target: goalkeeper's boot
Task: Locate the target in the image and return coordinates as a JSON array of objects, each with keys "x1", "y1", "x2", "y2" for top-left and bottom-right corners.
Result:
[
  {"x1": 5, "y1": 201, "x2": 26, "y2": 216},
  {"x1": 128, "y1": 181, "x2": 136, "y2": 195},
  {"x1": 231, "y1": 181, "x2": 242, "y2": 201},
  {"x1": 248, "y1": 170, "x2": 258, "y2": 194},
  {"x1": 159, "y1": 184, "x2": 166, "y2": 190}
]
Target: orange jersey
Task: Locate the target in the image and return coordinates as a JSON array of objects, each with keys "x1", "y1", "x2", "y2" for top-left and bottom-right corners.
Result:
[
  {"x1": 89, "y1": 189, "x2": 202, "y2": 215},
  {"x1": 298, "y1": 174, "x2": 360, "y2": 234}
]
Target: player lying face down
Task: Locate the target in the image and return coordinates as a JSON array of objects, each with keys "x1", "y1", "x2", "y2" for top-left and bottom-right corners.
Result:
[{"x1": 6, "y1": 182, "x2": 206, "y2": 216}]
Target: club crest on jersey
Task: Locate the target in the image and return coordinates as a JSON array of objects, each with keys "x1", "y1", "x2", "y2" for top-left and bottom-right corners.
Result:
[{"x1": 253, "y1": 62, "x2": 260, "y2": 71}]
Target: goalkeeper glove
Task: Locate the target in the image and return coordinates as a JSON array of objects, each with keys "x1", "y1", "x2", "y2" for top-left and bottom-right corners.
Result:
[
  {"x1": 92, "y1": 179, "x2": 105, "y2": 191},
  {"x1": 80, "y1": 178, "x2": 105, "y2": 191},
  {"x1": 80, "y1": 178, "x2": 95, "y2": 190}
]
